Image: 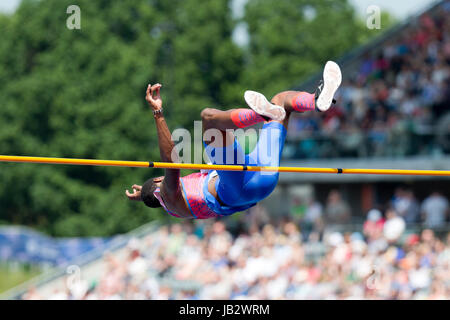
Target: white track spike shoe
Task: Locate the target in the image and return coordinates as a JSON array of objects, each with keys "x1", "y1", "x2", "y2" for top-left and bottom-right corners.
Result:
[
  {"x1": 315, "y1": 60, "x2": 342, "y2": 112},
  {"x1": 244, "y1": 90, "x2": 286, "y2": 121}
]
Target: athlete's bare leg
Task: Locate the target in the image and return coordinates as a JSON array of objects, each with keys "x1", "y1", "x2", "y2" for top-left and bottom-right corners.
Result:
[
  {"x1": 201, "y1": 61, "x2": 341, "y2": 146},
  {"x1": 200, "y1": 96, "x2": 295, "y2": 145},
  {"x1": 271, "y1": 90, "x2": 314, "y2": 113},
  {"x1": 246, "y1": 60, "x2": 342, "y2": 115},
  {"x1": 201, "y1": 107, "x2": 283, "y2": 147}
]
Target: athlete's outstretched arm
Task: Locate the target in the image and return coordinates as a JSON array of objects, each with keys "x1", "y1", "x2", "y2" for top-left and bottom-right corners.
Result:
[{"x1": 145, "y1": 83, "x2": 180, "y2": 192}]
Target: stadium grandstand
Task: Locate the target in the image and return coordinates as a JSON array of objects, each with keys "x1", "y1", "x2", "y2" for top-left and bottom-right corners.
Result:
[{"x1": 0, "y1": 0, "x2": 449, "y2": 300}]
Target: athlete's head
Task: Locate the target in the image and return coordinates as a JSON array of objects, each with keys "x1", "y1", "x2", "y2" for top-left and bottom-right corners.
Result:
[{"x1": 141, "y1": 176, "x2": 163, "y2": 208}]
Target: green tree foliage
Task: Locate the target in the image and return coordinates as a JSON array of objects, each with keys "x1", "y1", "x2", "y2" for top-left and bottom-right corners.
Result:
[
  {"x1": 0, "y1": 0, "x2": 385, "y2": 236},
  {"x1": 356, "y1": 10, "x2": 397, "y2": 44},
  {"x1": 0, "y1": 0, "x2": 242, "y2": 236}
]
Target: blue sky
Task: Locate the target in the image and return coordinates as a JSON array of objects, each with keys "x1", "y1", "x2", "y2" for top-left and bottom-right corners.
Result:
[{"x1": 0, "y1": 0, "x2": 20, "y2": 13}]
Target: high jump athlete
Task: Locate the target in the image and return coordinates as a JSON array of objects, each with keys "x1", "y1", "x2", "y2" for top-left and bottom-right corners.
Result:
[{"x1": 125, "y1": 61, "x2": 342, "y2": 219}]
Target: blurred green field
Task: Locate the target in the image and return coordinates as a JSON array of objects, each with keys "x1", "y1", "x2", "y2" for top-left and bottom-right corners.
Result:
[{"x1": 0, "y1": 265, "x2": 41, "y2": 294}]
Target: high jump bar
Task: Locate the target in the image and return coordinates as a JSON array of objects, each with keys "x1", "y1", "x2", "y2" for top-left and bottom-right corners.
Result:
[{"x1": 1, "y1": 155, "x2": 450, "y2": 176}]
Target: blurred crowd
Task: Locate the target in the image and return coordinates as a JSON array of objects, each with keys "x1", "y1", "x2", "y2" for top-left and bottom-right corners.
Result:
[
  {"x1": 285, "y1": 2, "x2": 450, "y2": 159},
  {"x1": 22, "y1": 196, "x2": 449, "y2": 300},
  {"x1": 293, "y1": 189, "x2": 449, "y2": 235}
]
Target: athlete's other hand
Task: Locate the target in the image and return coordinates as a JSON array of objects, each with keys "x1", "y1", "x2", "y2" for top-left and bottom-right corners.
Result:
[
  {"x1": 125, "y1": 184, "x2": 142, "y2": 201},
  {"x1": 145, "y1": 83, "x2": 162, "y2": 111}
]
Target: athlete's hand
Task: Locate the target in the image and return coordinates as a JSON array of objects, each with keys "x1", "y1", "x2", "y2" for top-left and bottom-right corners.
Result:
[
  {"x1": 145, "y1": 83, "x2": 163, "y2": 111},
  {"x1": 125, "y1": 184, "x2": 142, "y2": 201}
]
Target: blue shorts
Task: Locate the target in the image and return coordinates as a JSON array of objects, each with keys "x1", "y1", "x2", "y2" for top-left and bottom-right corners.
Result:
[{"x1": 203, "y1": 121, "x2": 287, "y2": 215}]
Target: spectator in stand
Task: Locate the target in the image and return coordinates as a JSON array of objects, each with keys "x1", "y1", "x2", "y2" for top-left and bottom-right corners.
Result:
[
  {"x1": 97, "y1": 252, "x2": 126, "y2": 299},
  {"x1": 300, "y1": 197, "x2": 324, "y2": 236},
  {"x1": 394, "y1": 189, "x2": 421, "y2": 224},
  {"x1": 22, "y1": 286, "x2": 42, "y2": 300},
  {"x1": 391, "y1": 188, "x2": 420, "y2": 224},
  {"x1": 421, "y1": 191, "x2": 449, "y2": 228},
  {"x1": 125, "y1": 238, "x2": 148, "y2": 286},
  {"x1": 21, "y1": 211, "x2": 450, "y2": 300},
  {"x1": 325, "y1": 190, "x2": 351, "y2": 225},
  {"x1": 383, "y1": 208, "x2": 406, "y2": 243},
  {"x1": 363, "y1": 209, "x2": 385, "y2": 242}
]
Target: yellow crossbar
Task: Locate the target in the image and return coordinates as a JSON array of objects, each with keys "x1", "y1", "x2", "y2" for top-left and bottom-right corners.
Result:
[{"x1": 1, "y1": 155, "x2": 450, "y2": 176}]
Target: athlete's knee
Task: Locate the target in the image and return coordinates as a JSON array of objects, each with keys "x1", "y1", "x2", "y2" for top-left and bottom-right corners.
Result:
[
  {"x1": 256, "y1": 173, "x2": 279, "y2": 198},
  {"x1": 201, "y1": 108, "x2": 218, "y2": 121},
  {"x1": 201, "y1": 108, "x2": 219, "y2": 128},
  {"x1": 270, "y1": 92, "x2": 285, "y2": 106},
  {"x1": 270, "y1": 91, "x2": 293, "y2": 105}
]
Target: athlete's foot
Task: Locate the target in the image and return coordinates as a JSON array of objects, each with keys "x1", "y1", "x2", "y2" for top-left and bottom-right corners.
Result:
[
  {"x1": 315, "y1": 61, "x2": 342, "y2": 112},
  {"x1": 244, "y1": 90, "x2": 286, "y2": 121}
]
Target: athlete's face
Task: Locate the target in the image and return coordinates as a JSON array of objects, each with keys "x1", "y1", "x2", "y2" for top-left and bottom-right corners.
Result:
[{"x1": 152, "y1": 176, "x2": 164, "y2": 187}]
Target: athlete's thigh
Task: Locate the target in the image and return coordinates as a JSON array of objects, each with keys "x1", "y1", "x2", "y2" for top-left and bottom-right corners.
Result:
[
  {"x1": 238, "y1": 121, "x2": 287, "y2": 203},
  {"x1": 242, "y1": 171, "x2": 279, "y2": 203},
  {"x1": 247, "y1": 121, "x2": 287, "y2": 167},
  {"x1": 204, "y1": 135, "x2": 247, "y2": 189}
]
